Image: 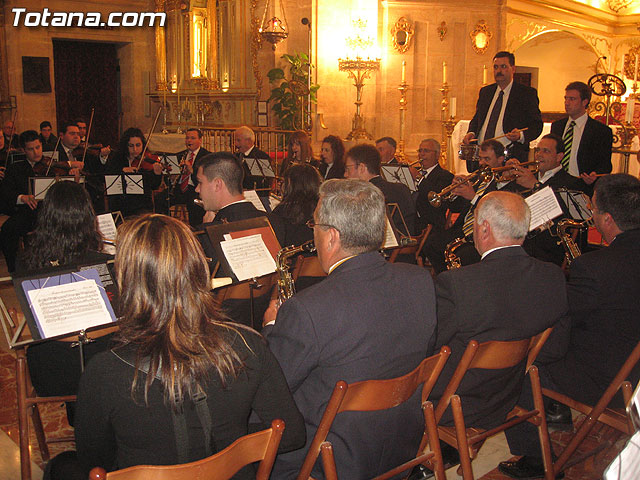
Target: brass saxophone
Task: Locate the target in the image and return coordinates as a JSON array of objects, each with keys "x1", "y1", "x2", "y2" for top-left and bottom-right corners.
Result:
[
  {"x1": 444, "y1": 237, "x2": 468, "y2": 270},
  {"x1": 556, "y1": 219, "x2": 588, "y2": 266},
  {"x1": 276, "y1": 240, "x2": 316, "y2": 304}
]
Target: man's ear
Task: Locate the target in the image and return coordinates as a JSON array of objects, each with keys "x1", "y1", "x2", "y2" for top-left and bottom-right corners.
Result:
[{"x1": 327, "y1": 227, "x2": 341, "y2": 253}]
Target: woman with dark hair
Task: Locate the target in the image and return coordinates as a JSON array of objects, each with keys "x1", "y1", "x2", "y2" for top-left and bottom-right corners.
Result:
[
  {"x1": 319, "y1": 135, "x2": 345, "y2": 180},
  {"x1": 20, "y1": 181, "x2": 115, "y2": 428},
  {"x1": 281, "y1": 130, "x2": 314, "y2": 173},
  {"x1": 270, "y1": 163, "x2": 322, "y2": 248},
  {"x1": 105, "y1": 127, "x2": 163, "y2": 217},
  {"x1": 74, "y1": 215, "x2": 305, "y2": 477}
]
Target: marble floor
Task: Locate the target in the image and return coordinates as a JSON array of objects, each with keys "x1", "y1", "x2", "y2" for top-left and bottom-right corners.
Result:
[{"x1": 0, "y1": 216, "x2": 627, "y2": 478}]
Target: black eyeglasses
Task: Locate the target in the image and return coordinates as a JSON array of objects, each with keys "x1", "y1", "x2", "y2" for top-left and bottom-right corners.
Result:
[{"x1": 306, "y1": 219, "x2": 338, "y2": 231}]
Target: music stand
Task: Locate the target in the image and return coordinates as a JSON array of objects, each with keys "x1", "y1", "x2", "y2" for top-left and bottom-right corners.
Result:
[
  {"x1": 245, "y1": 157, "x2": 275, "y2": 197},
  {"x1": 381, "y1": 165, "x2": 418, "y2": 192},
  {"x1": 30, "y1": 176, "x2": 85, "y2": 200}
]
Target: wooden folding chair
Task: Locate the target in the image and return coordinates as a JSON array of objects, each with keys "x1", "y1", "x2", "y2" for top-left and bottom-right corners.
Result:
[
  {"x1": 541, "y1": 340, "x2": 640, "y2": 476},
  {"x1": 291, "y1": 254, "x2": 326, "y2": 281},
  {"x1": 434, "y1": 329, "x2": 555, "y2": 480},
  {"x1": 389, "y1": 226, "x2": 432, "y2": 266},
  {"x1": 89, "y1": 419, "x2": 285, "y2": 480},
  {"x1": 296, "y1": 346, "x2": 451, "y2": 480}
]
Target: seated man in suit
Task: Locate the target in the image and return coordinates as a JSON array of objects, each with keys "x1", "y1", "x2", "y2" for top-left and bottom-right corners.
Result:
[
  {"x1": 499, "y1": 174, "x2": 640, "y2": 479},
  {"x1": 415, "y1": 138, "x2": 454, "y2": 232},
  {"x1": 550, "y1": 81, "x2": 613, "y2": 194},
  {"x1": 263, "y1": 178, "x2": 437, "y2": 479},
  {"x1": 235, "y1": 125, "x2": 272, "y2": 197},
  {"x1": 508, "y1": 133, "x2": 585, "y2": 266},
  {"x1": 431, "y1": 190, "x2": 568, "y2": 441},
  {"x1": 39, "y1": 121, "x2": 57, "y2": 151},
  {"x1": 422, "y1": 139, "x2": 517, "y2": 272},
  {"x1": 344, "y1": 143, "x2": 416, "y2": 236},
  {"x1": 375, "y1": 136, "x2": 399, "y2": 164}
]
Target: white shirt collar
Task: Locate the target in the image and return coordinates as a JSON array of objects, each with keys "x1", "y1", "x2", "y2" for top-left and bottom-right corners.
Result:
[
  {"x1": 538, "y1": 165, "x2": 563, "y2": 184},
  {"x1": 481, "y1": 244, "x2": 521, "y2": 260}
]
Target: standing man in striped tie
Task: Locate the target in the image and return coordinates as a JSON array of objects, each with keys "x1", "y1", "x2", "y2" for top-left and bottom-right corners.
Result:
[
  {"x1": 463, "y1": 51, "x2": 543, "y2": 168},
  {"x1": 551, "y1": 81, "x2": 613, "y2": 195}
]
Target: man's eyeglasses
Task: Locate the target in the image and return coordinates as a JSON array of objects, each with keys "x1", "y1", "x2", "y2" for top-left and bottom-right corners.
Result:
[
  {"x1": 417, "y1": 148, "x2": 438, "y2": 154},
  {"x1": 306, "y1": 219, "x2": 338, "y2": 231}
]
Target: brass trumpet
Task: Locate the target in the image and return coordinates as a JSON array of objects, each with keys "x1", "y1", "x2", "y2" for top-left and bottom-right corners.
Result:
[{"x1": 427, "y1": 166, "x2": 493, "y2": 208}]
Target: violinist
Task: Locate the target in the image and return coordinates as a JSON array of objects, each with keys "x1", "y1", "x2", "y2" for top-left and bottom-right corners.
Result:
[
  {"x1": 55, "y1": 122, "x2": 88, "y2": 172},
  {"x1": 2, "y1": 120, "x2": 19, "y2": 150},
  {"x1": 155, "y1": 127, "x2": 209, "y2": 227},
  {"x1": 0, "y1": 130, "x2": 46, "y2": 272},
  {"x1": 104, "y1": 127, "x2": 163, "y2": 217},
  {"x1": 39, "y1": 121, "x2": 57, "y2": 151}
]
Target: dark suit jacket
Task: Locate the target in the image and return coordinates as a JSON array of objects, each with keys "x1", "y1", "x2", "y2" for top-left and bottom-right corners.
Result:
[
  {"x1": 265, "y1": 251, "x2": 437, "y2": 479},
  {"x1": 550, "y1": 116, "x2": 613, "y2": 175},
  {"x1": 239, "y1": 146, "x2": 272, "y2": 193},
  {"x1": 174, "y1": 147, "x2": 210, "y2": 186},
  {"x1": 318, "y1": 162, "x2": 345, "y2": 180},
  {"x1": 416, "y1": 165, "x2": 454, "y2": 231},
  {"x1": 370, "y1": 175, "x2": 417, "y2": 236},
  {"x1": 544, "y1": 228, "x2": 640, "y2": 407},
  {"x1": 1, "y1": 159, "x2": 36, "y2": 214},
  {"x1": 468, "y1": 82, "x2": 543, "y2": 163},
  {"x1": 432, "y1": 246, "x2": 569, "y2": 429}
]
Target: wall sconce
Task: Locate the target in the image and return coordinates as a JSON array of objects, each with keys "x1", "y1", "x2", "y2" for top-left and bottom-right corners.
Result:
[
  {"x1": 259, "y1": 0, "x2": 288, "y2": 50},
  {"x1": 390, "y1": 17, "x2": 414, "y2": 54},
  {"x1": 470, "y1": 20, "x2": 492, "y2": 55}
]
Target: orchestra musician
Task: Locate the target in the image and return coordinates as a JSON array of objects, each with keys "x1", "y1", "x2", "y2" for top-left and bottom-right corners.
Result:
[
  {"x1": 375, "y1": 136, "x2": 400, "y2": 164},
  {"x1": 281, "y1": 130, "x2": 314, "y2": 173},
  {"x1": 463, "y1": 51, "x2": 543, "y2": 166},
  {"x1": 263, "y1": 179, "x2": 437, "y2": 479},
  {"x1": 0, "y1": 130, "x2": 47, "y2": 272},
  {"x1": 235, "y1": 125, "x2": 273, "y2": 197},
  {"x1": 19, "y1": 180, "x2": 115, "y2": 427},
  {"x1": 104, "y1": 127, "x2": 163, "y2": 217},
  {"x1": 70, "y1": 214, "x2": 305, "y2": 479},
  {"x1": 500, "y1": 174, "x2": 640, "y2": 479},
  {"x1": 39, "y1": 120, "x2": 57, "y2": 151},
  {"x1": 318, "y1": 135, "x2": 345, "y2": 180},
  {"x1": 431, "y1": 190, "x2": 569, "y2": 433},
  {"x1": 3, "y1": 119, "x2": 19, "y2": 149},
  {"x1": 415, "y1": 138, "x2": 454, "y2": 232}
]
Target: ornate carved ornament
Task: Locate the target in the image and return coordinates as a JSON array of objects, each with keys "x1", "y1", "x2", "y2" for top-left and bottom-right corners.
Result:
[
  {"x1": 470, "y1": 20, "x2": 493, "y2": 55},
  {"x1": 390, "y1": 17, "x2": 414, "y2": 54}
]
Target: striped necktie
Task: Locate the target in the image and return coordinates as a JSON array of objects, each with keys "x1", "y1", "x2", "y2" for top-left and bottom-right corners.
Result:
[
  {"x1": 561, "y1": 120, "x2": 575, "y2": 172},
  {"x1": 462, "y1": 180, "x2": 490, "y2": 237}
]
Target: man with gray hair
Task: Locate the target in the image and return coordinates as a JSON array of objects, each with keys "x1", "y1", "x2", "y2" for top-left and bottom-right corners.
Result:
[
  {"x1": 415, "y1": 138, "x2": 454, "y2": 231},
  {"x1": 430, "y1": 191, "x2": 568, "y2": 432},
  {"x1": 234, "y1": 125, "x2": 272, "y2": 195},
  {"x1": 264, "y1": 179, "x2": 437, "y2": 479}
]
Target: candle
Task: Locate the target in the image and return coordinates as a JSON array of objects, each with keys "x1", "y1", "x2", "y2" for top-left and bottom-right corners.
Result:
[
  {"x1": 483, "y1": 64, "x2": 488, "y2": 85},
  {"x1": 401, "y1": 60, "x2": 406, "y2": 83},
  {"x1": 442, "y1": 61, "x2": 447, "y2": 84},
  {"x1": 450, "y1": 97, "x2": 457, "y2": 119},
  {"x1": 635, "y1": 53, "x2": 638, "y2": 83},
  {"x1": 626, "y1": 97, "x2": 635, "y2": 123}
]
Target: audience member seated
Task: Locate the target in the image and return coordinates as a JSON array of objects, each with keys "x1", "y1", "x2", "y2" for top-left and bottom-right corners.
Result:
[
  {"x1": 70, "y1": 214, "x2": 305, "y2": 479},
  {"x1": 499, "y1": 174, "x2": 640, "y2": 479},
  {"x1": 318, "y1": 135, "x2": 345, "y2": 180},
  {"x1": 18, "y1": 181, "x2": 114, "y2": 426},
  {"x1": 281, "y1": 130, "x2": 315, "y2": 173},
  {"x1": 263, "y1": 179, "x2": 437, "y2": 479},
  {"x1": 431, "y1": 191, "x2": 569, "y2": 432}
]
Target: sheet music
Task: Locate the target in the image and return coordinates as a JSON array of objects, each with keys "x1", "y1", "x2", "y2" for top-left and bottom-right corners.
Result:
[
  {"x1": 604, "y1": 430, "x2": 640, "y2": 480},
  {"x1": 557, "y1": 189, "x2": 591, "y2": 221},
  {"x1": 105, "y1": 175, "x2": 124, "y2": 195},
  {"x1": 97, "y1": 213, "x2": 117, "y2": 255},
  {"x1": 243, "y1": 190, "x2": 267, "y2": 212},
  {"x1": 42, "y1": 151, "x2": 59, "y2": 161},
  {"x1": 31, "y1": 177, "x2": 84, "y2": 200},
  {"x1": 123, "y1": 174, "x2": 144, "y2": 195},
  {"x1": 381, "y1": 165, "x2": 418, "y2": 192},
  {"x1": 219, "y1": 234, "x2": 277, "y2": 281},
  {"x1": 22, "y1": 269, "x2": 117, "y2": 338},
  {"x1": 382, "y1": 216, "x2": 399, "y2": 249},
  {"x1": 269, "y1": 195, "x2": 281, "y2": 211},
  {"x1": 246, "y1": 158, "x2": 275, "y2": 177},
  {"x1": 525, "y1": 186, "x2": 563, "y2": 231},
  {"x1": 164, "y1": 154, "x2": 180, "y2": 170}
]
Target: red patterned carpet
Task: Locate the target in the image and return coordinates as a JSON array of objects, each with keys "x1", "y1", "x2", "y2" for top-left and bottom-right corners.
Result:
[{"x1": 0, "y1": 346, "x2": 628, "y2": 477}]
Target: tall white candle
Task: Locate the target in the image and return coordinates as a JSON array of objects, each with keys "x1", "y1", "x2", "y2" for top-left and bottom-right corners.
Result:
[
  {"x1": 442, "y1": 61, "x2": 447, "y2": 84},
  {"x1": 450, "y1": 97, "x2": 457, "y2": 118},
  {"x1": 401, "y1": 60, "x2": 406, "y2": 83},
  {"x1": 634, "y1": 53, "x2": 638, "y2": 83},
  {"x1": 626, "y1": 97, "x2": 635, "y2": 123},
  {"x1": 483, "y1": 65, "x2": 488, "y2": 85}
]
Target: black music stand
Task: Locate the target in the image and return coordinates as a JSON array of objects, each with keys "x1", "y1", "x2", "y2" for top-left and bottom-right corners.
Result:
[{"x1": 381, "y1": 164, "x2": 418, "y2": 192}]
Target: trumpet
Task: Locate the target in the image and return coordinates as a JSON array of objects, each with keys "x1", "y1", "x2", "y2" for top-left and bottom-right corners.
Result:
[
  {"x1": 428, "y1": 166, "x2": 493, "y2": 208},
  {"x1": 493, "y1": 160, "x2": 540, "y2": 181}
]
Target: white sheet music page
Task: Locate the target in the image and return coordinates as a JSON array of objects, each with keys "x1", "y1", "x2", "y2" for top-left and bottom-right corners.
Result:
[
  {"x1": 219, "y1": 234, "x2": 277, "y2": 281},
  {"x1": 104, "y1": 175, "x2": 124, "y2": 195},
  {"x1": 382, "y1": 216, "x2": 399, "y2": 249},
  {"x1": 243, "y1": 190, "x2": 267, "y2": 212},
  {"x1": 604, "y1": 430, "x2": 640, "y2": 480},
  {"x1": 525, "y1": 186, "x2": 563, "y2": 231},
  {"x1": 27, "y1": 279, "x2": 113, "y2": 338},
  {"x1": 97, "y1": 213, "x2": 117, "y2": 255}
]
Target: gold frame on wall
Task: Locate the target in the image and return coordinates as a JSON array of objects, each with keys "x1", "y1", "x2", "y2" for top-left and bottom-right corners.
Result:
[
  {"x1": 470, "y1": 20, "x2": 493, "y2": 55},
  {"x1": 390, "y1": 17, "x2": 414, "y2": 54}
]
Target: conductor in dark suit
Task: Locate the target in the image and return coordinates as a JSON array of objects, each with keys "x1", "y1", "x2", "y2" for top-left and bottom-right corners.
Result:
[
  {"x1": 500, "y1": 174, "x2": 640, "y2": 479},
  {"x1": 344, "y1": 143, "x2": 417, "y2": 236},
  {"x1": 263, "y1": 178, "x2": 437, "y2": 479},
  {"x1": 432, "y1": 190, "x2": 569, "y2": 431},
  {"x1": 415, "y1": 138, "x2": 454, "y2": 232},
  {"x1": 235, "y1": 126, "x2": 273, "y2": 197},
  {"x1": 463, "y1": 51, "x2": 543, "y2": 165},
  {"x1": 550, "y1": 81, "x2": 613, "y2": 193}
]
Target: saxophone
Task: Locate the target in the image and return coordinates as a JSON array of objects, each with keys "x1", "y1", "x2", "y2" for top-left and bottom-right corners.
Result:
[
  {"x1": 276, "y1": 240, "x2": 316, "y2": 304},
  {"x1": 444, "y1": 237, "x2": 467, "y2": 270},
  {"x1": 556, "y1": 219, "x2": 588, "y2": 266}
]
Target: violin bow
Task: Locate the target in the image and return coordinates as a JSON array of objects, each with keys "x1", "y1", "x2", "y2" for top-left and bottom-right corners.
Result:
[
  {"x1": 4, "y1": 108, "x2": 17, "y2": 168},
  {"x1": 82, "y1": 107, "x2": 96, "y2": 164},
  {"x1": 136, "y1": 107, "x2": 162, "y2": 170},
  {"x1": 45, "y1": 135, "x2": 62, "y2": 176}
]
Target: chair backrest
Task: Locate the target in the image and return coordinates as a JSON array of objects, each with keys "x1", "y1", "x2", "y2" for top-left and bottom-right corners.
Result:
[
  {"x1": 214, "y1": 273, "x2": 277, "y2": 301},
  {"x1": 434, "y1": 329, "x2": 553, "y2": 423},
  {"x1": 89, "y1": 419, "x2": 284, "y2": 480},
  {"x1": 295, "y1": 347, "x2": 451, "y2": 480},
  {"x1": 388, "y1": 226, "x2": 432, "y2": 264}
]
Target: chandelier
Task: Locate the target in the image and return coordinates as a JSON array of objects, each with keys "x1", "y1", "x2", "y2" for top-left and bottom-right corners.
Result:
[{"x1": 259, "y1": 0, "x2": 288, "y2": 49}]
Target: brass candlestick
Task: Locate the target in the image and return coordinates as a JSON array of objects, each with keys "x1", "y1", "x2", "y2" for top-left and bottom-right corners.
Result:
[
  {"x1": 439, "y1": 82, "x2": 457, "y2": 171},
  {"x1": 339, "y1": 56, "x2": 381, "y2": 140},
  {"x1": 397, "y1": 64, "x2": 409, "y2": 163}
]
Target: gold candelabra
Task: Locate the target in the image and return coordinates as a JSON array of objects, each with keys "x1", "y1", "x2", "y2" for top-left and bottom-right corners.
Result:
[
  {"x1": 396, "y1": 60, "x2": 409, "y2": 162},
  {"x1": 440, "y1": 82, "x2": 457, "y2": 172},
  {"x1": 338, "y1": 56, "x2": 380, "y2": 140}
]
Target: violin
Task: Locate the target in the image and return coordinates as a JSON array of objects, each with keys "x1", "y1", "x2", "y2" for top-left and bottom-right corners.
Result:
[
  {"x1": 32, "y1": 157, "x2": 76, "y2": 176},
  {"x1": 127, "y1": 152, "x2": 169, "y2": 174},
  {"x1": 73, "y1": 142, "x2": 106, "y2": 158}
]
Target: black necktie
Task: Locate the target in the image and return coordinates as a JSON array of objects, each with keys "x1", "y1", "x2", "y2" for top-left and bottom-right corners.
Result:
[{"x1": 484, "y1": 90, "x2": 504, "y2": 141}]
